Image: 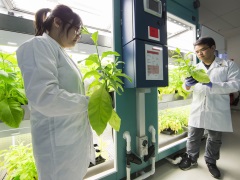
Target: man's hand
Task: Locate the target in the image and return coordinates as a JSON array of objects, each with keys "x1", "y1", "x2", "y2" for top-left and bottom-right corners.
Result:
[
  {"x1": 202, "y1": 82, "x2": 212, "y2": 88},
  {"x1": 185, "y1": 76, "x2": 198, "y2": 87}
]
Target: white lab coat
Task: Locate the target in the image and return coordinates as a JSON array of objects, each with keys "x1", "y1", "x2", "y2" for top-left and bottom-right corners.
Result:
[
  {"x1": 16, "y1": 33, "x2": 95, "y2": 180},
  {"x1": 188, "y1": 57, "x2": 240, "y2": 132}
]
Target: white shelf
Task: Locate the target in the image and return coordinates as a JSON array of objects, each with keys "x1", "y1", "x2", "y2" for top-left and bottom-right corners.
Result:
[
  {"x1": 0, "y1": 119, "x2": 31, "y2": 138},
  {"x1": 158, "y1": 99, "x2": 192, "y2": 111}
]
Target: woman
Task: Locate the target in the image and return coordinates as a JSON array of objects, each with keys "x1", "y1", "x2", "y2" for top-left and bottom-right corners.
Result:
[{"x1": 16, "y1": 4, "x2": 95, "y2": 180}]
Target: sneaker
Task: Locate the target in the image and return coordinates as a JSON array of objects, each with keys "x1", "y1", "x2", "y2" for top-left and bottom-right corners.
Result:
[
  {"x1": 206, "y1": 162, "x2": 221, "y2": 179},
  {"x1": 179, "y1": 153, "x2": 198, "y2": 170}
]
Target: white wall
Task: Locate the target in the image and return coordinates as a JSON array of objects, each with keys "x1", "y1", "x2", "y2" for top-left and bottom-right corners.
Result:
[
  {"x1": 201, "y1": 25, "x2": 225, "y2": 54},
  {"x1": 227, "y1": 35, "x2": 240, "y2": 68}
]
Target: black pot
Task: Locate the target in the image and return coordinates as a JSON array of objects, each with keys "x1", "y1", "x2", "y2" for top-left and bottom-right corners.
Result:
[{"x1": 109, "y1": 91, "x2": 115, "y2": 108}]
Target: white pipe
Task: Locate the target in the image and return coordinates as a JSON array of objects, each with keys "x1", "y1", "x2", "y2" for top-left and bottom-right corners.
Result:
[
  {"x1": 165, "y1": 156, "x2": 182, "y2": 165},
  {"x1": 124, "y1": 131, "x2": 132, "y2": 180},
  {"x1": 134, "y1": 157, "x2": 155, "y2": 180},
  {"x1": 123, "y1": 131, "x2": 131, "y2": 152},
  {"x1": 136, "y1": 89, "x2": 145, "y2": 137},
  {"x1": 148, "y1": 125, "x2": 156, "y2": 144},
  {"x1": 136, "y1": 88, "x2": 151, "y2": 137},
  {"x1": 134, "y1": 126, "x2": 156, "y2": 180},
  {"x1": 126, "y1": 166, "x2": 131, "y2": 180}
]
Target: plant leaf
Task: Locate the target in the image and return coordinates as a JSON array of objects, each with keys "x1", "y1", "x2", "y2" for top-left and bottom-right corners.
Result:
[
  {"x1": 91, "y1": 31, "x2": 99, "y2": 45},
  {"x1": 0, "y1": 71, "x2": 16, "y2": 83},
  {"x1": 0, "y1": 98, "x2": 23, "y2": 128},
  {"x1": 85, "y1": 54, "x2": 99, "y2": 66},
  {"x1": 88, "y1": 84, "x2": 113, "y2": 135},
  {"x1": 114, "y1": 73, "x2": 132, "y2": 83},
  {"x1": 83, "y1": 70, "x2": 101, "y2": 80},
  {"x1": 81, "y1": 26, "x2": 90, "y2": 34},
  {"x1": 191, "y1": 69, "x2": 210, "y2": 83},
  {"x1": 101, "y1": 51, "x2": 120, "y2": 60},
  {"x1": 108, "y1": 109, "x2": 121, "y2": 131}
]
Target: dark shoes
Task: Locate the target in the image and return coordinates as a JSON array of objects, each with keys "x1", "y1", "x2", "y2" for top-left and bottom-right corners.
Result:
[
  {"x1": 179, "y1": 153, "x2": 198, "y2": 170},
  {"x1": 178, "y1": 154, "x2": 221, "y2": 179},
  {"x1": 207, "y1": 162, "x2": 221, "y2": 179}
]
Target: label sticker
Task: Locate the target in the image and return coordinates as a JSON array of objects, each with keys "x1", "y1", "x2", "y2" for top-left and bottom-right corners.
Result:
[
  {"x1": 145, "y1": 44, "x2": 163, "y2": 80},
  {"x1": 148, "y1": 26, "x2": 160, "y2": 41}
]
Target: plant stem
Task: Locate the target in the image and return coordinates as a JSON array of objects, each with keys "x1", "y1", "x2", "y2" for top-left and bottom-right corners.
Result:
[{"x1": 182, "y1": 53, "x2": 192, "y2": 75}]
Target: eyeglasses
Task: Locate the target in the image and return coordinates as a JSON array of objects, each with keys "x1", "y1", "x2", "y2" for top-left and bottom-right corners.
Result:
[
  {"x1": 65, "y1": 21, "x2": 82, "y2": 36},
  {"x1": 195, "y1": 46, "x2": 210, "y2": 54}
]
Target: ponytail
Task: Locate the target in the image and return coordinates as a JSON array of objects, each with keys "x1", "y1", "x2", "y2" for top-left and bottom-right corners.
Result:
[
  {"x1": 34, "y1": 5, "x2": 82, "y2": 36},
  {"x1": 34, "y1": 8, "x2": 51, "y2": 36}
]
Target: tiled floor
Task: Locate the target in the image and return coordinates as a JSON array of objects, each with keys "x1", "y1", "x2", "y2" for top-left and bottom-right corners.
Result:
[{"x1": 147, "y1": 109, "x2": 240, "y2": 180}]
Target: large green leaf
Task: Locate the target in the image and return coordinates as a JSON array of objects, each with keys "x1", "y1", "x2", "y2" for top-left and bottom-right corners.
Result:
[
  {"x1": 114, "y1": 72, "x2": 132, "y2": 83},
  {"x1": 0, "y1": 98, "x2": 24, "y2": 128},
  {"x1": 83, "y1": 70, "x2": 101, "y2": 80},
  {"x1": 108, "y1": 109, "x2": 121, "y2": 132},
  {"x1": 91, "y1": 31, "x2": 99, "y2": 45},
  {"x1": 0, "y1": 52, "x2": 17, "y2": 64},
  {"x1": 192, "y1": 69, "x2": 210, "y2": 83},
  {"x1": 88, "y1": 84, "x2": 113, "y2": 135},
  {"x1": 101, "y1": 51, "x2": 120, "y2": 60},
  {"x1": 85, "y1": 54, "x2": 99, "y2": 66}
]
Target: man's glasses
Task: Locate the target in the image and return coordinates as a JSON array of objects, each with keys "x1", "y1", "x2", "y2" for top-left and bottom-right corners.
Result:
[{"x1": 195, "y1": 46, "x2": 210, "y2": 54}]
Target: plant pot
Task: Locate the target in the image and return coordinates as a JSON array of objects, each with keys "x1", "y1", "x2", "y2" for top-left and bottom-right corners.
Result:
[
  {"x1": 89, "y1": 155, "x2": 106, "y2": 167},
  {"x1": 160, "y1": 93, "x2": 175, "y2": 102},
  {"x1": 109, "y1": 91, "x2": 115, "y2": 109},
  {"x1": 161, "y1": 126, "x2": 188, "y2": 135},
  {"x1": 161, "y1": 128, "x2": 175, "y2": 135}
]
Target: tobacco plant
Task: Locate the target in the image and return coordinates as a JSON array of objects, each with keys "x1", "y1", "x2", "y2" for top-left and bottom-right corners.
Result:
[
  {"x1": 158, "y1": 67, "x2": 191, "y2": 100},
  {"x1": 172, "y1": 48, "x2": 210, "y2": 83},
  {"x1": 80, "y1": 27, "x2": 132, "y2": 135},
  {"x1": 0, "y1": 143, "x2": 37, "y2": 180},
  {"x1": 0, "y1": 51, "x2": 28, "y2": 128},
  {"x1": 158, "y1": 105, "x2": 190, "y2": 134}
]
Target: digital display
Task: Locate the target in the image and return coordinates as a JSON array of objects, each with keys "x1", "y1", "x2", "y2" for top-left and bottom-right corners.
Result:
[
  {"x1": 149, "y1": 0, "x2": 159, "y2": 12},
  {"x1": 143, "y1": 0, "x2": 162, "y2": 17}
]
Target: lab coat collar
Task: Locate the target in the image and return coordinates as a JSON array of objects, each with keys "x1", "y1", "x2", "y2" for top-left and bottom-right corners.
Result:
[
  {"x1": 208, "y1": 57, "x2": 227, "y2": 71},
  {"x1": 43, "y1": 33, "x2": 61, "y2": 49},
  {"x1": 198, "y1": 57, "x2": 227, "y2": 71}
]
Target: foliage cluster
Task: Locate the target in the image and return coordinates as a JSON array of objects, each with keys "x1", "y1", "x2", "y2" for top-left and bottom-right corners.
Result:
[
  {"x1": 79, "y1": 28, "x2": 132, "y2": 136},
  {"x1": 172, "y1": 48, "x2": 210, "y2": 83},
  {"x1": 0, "y1": 143, "x2": 37, "y2": 180},
  {"x1": 0, "y1": 51, "x2": 28, "y2": 128},
  {"x1": 158, "y1": 105, "x2": 190, "y2": 134},
  {"x1": 158, "y1": 67, "x2": 191, "y2": 100}
]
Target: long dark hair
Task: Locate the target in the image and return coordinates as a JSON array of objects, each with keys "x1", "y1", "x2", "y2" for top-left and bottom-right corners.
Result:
[{"x1": 34, "y1": 4, "x2": 82, "y2": 36}]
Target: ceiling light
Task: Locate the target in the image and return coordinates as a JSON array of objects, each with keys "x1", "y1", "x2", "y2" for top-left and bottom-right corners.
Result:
[{"x1": 7, "y1": 42, "x2": 17, "y2": 45}]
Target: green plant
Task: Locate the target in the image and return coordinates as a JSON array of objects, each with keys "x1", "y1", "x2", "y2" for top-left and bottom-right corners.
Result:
[
  {"x1": 172, "y1": 48, "x2": 210, "y2": 83},
  {"x1": 0, "y1": 51, "x2": 28, "y2": 128},
  {"x1": 158, "y1": 105, "x2": 190, "y2": 134},
  {"x1": 79, "y1": 27, "x2": 132, "y2": 136},
  {"x1": 158, "y1": 67, "x2": 190, "y2": 100},
  {"x1": 0, "y1": 143, "x2": 37, "y2": 180}
]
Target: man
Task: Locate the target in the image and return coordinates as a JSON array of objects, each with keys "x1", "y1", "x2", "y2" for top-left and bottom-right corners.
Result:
[{"x1": 178, "y1": 37, "x2": 240, "y2": 179}]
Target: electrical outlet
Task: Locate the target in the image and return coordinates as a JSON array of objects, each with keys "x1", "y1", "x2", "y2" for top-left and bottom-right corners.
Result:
[{"x1": 136, "y1": 136, "x2": 148, "y2": 157}]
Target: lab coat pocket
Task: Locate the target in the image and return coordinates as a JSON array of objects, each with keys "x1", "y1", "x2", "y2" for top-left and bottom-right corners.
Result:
[
  {"x1": 211, "y1": 67, "x2": 228, "y2": 82},
  {"x1": 54, "y1": 112, "x2": 87, "y2": 146},
  {"x1": 211, "y1": 94, "x2": 230, "y2": 112}
]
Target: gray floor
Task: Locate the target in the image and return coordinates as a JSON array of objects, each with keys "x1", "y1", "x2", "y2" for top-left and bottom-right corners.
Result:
[{"x1": 147, "y1": 109, "x2": 240, "y2": 180}]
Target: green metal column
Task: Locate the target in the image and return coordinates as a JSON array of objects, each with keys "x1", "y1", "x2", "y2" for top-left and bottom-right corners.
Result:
[{"x1": 105, "y1": 0, "x2": 199, "y2": 179}]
